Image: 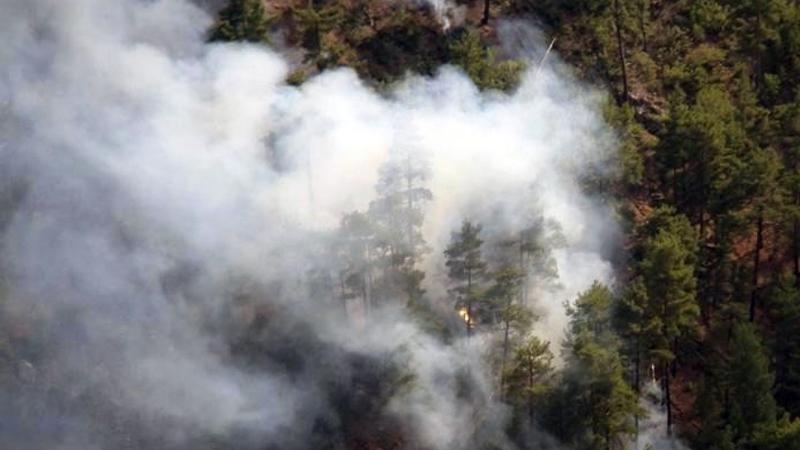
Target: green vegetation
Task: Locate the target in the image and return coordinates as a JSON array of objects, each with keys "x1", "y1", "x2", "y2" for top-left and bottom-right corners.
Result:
[
  {"x1": 209, "y1": 0, "x2": 273, "y2": 43},
  {"x1": 205, "y1": 0, "x2": 800, "y2": 446},
  {"x1": 2, "y1": 0, "x2": 797, "y2": 448}
]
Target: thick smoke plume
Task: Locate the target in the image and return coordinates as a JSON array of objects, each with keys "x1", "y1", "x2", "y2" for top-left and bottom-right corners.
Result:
[{"x1": 0, "y1": 0, "x2": 619, "y2": 448}]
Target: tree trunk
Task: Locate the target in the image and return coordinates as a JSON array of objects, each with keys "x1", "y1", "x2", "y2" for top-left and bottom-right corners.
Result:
[
  {"x1": 481, "y1": 0, "x2": 490, "y2": 26},
  {"x1": 634, "y1": 346, "x2": 640, "y2": 392},
  {"x1": 613, "y1": 0, "x2": 629, "y2": 104},
  {"x1": 671, "y1": 337, "x2": 679, "y2": 377},
  {"x1": 365, "y1": 247, "x2": 373, "y2": 317},
  {"x1": 339, "y1": 273, "x2": 349, "y2": 315},
  {"x1": 404, "y1": 158, "x2": 416, "y2": 306},
  {"x1": 590, "y1": 389, "x2": 599, "y2": 438},
  {"x1": 698, "y1": 207, "x2": 710, "y2": 324},
  {"x1": 754, "y1": 12, "x2": 763, "y2": 89},
  {"x1": 794, "y1": 217, "x2": 800, "y2": 289},
  {"x1": 710, "y1": 219, "x2": 721, "y2": 314},
  {"x1": 664, "y1": 363, "x2": 673, "y2": 435},
  {"x1": 639, "y1": 0, "x2": 648, "y2": 52},
  {"x1": 680, "y1": 160, "x2": 689, "y2": 211},
  {"x1": 633, "y1": 340, "x2": 641, "y2": 446},
  {"x1": 793, "y1": 172, "x2": 799, "y2": 289},
  {"x1": 500, "y1": 319, "x2": 510, "y2": 399},
  {"x1": 671, "y1": 167, "x2": 678, "y2": 205},
  {"x1": 405, "y1": 154, "x2": 415, "y2": 260},
  {"x1": 527, "y1": 358, "x2": 534, "y2": 423},
  {"x1": 520, "y1": 232, "x2": 527, "y2": 305},
  {"x1": 698, "y1": 206, "x2": 706, "y2": 244},
  {"x1": 467, "y1": 269, "x2": 473, "y2": 338},
  {"x1": 361, "y1": 279, "x2": 368, "y2": 320},
  {"x1": 750, "y1": 214, "x2": 764, "y2": 322}
]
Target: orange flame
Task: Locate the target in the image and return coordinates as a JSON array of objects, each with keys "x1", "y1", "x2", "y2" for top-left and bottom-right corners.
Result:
[{"x1": 458, "y1": 307, "x2": 470, "y2": 324}]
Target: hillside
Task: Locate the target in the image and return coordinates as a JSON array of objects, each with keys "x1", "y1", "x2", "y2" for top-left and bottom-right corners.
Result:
[
  {"x1": 1, "y1": 0, "x2": 800, "y2": 449},
  {"x1": 200, "y1": 0, "x2": 800, "y2": 446}
]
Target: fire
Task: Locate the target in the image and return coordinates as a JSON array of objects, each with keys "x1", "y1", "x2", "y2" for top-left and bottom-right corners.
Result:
[{"x1": 458, "y1": 307, "x2": 470, "y2": 324}]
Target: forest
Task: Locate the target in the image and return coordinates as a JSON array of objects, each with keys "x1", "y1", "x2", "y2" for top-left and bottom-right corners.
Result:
[{"x1": 1, "y1": 0, "x2": 800, "y2": 449}]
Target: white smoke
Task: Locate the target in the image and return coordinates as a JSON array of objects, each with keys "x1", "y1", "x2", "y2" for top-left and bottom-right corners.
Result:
[
  {"x1": 418, "y1": 0, "x2": 467, "y2": 30},
  {"x1": 0, "y1": 0, "x2": 620, "y2": 448},
  {"x1": 634, "y1": 381, "x2": 690, "y2": 450}
]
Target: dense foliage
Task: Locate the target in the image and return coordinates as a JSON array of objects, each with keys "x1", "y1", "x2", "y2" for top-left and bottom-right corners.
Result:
[
  {"x1": 2, "y1": 0, "x2": 799, "y2": 448},
  {"x1": 206, "y1": 0, "x2": 800, "y2": 447}
]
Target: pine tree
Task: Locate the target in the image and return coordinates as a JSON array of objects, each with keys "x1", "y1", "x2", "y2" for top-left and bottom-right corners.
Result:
[
  {"x1": 566, "y1": 281, "x2": 617, "y2": 348},
  {"x1": 775, "y1": 95, "x2": 800, "y2": 289},
  {"x1": 495, "y1": 219, "x2": 562, "y2": 307},
  {"x1": 562, "y1": 282, "x2": 640, "y2": 449},
  {"x1": 709, "y1": 427, "x2": 736, "y2": 450},
  {"x1": 614, "y1": 276, "x2": 657, "y2": 437},
  {"x1": 337, "y1": 211, "x2": 376, "y2": 316},
  {"x1": 751, "y1": 415, "x2": 800, "y2": 450},
  {"x1": 726, "y1": 323, "x2": 777, "y2": 443},
  {"x1": 444, "y1": 220, "x2": 487, "y2": 337},
  {"x1": 766, "y1": 281, "x2": 800, "y2": 417},
  {"x1": 520, "y1": 221, "x2": 563, "y2": 305},
  {"x1": 370, "y1": 149, "x2": 432, "y2": 264},
  {"x1": 504, "y1": 336, "x2": 553, "y2": 424},
  {"x1": 486, "y1": 266, "x2": 534, "y2": 395},
  {"x1": 209, "y1": 0, "x2": 272, "y2": 44},
  {"x1": 481, "y1": 0, "x2": 491, "y2": 25},
  {"x1": 449, "y1": 31, "x2": 525, "y2": 92},
  {"x1": 734, "y1": 74, "x2": 785, "y2": 322},
  {"x1": 730, "y1": 0, "x2": 784, "y2": 89},
  {"x1": 368, "y1": 152, "x2": 431, "y2": 306},
  {"x1": 656, "y1": 86, "x2": 746, "y2": 258},
  {"x1": 639, "y1": 211, "x2": 699, "y2": 435},
  {"x1": 612, "y1": 0, "x2": 629, "y2": 103},
  {"x1": 692, "y1": 375, "x2": 729, "y2": 450},
  {"x1": 293, "y1": 5, "x2": 343, "y2": 62}
]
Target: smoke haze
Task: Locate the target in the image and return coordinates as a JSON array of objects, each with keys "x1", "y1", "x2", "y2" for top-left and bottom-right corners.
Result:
[{"x1": 0, "y1": 0, "x2": 619, "y2": 448}]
